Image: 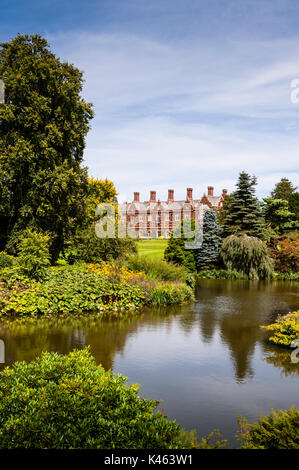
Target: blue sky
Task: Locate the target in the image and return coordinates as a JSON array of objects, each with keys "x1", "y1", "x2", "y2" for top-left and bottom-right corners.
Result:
[{"x1": 1, "y1": 0, "x2": 299, "y2": 201}]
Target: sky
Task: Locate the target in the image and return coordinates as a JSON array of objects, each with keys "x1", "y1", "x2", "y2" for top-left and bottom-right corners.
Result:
[{"x1": 1, "y1": 0, "x2": 299, "y2": 202}]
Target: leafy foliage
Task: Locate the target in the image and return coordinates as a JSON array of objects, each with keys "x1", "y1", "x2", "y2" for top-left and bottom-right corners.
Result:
[
  {"x1": 0, "y1": 34, "x2": 93, "y2": 260},
  {"x1": 85, "y1": 177, "x2": 117, "y2": 223},
  {"x1": 0, "y1": 348, "x2": 183, "y2": 449},
  {"x1": 16, "y1": 229, "x2": 51, "y2": 280},
  {"x1": 126, "y1": 255, "x2": 190, "y2": 283},
  {"x1": 237, "y1": 407, "x2": 299, "y2": 449},
  {"x1": 289, "y1": 192, "x2": 299, "y2": 222},
  {"x1": 0, "y1": 266, "x2": 145, "y2": 316},
  {"x1": 263, "y1": 197, "x2": 298, "y2": 234},
  {"x1": 262, "y1": 310, "x2": 299, "y2": 346},
  {"x1": 0, "y1": 251, "x2": 14, "y2": 268},
  {"x1": 222, "y1": 172, "x2": 265, "y2": 238},
  {"x1": 74, "y1": 225, "x2": 137, "y2": 263},
  {"x1": 149, "y1": 282, "x2": 194, "y2": 305},
  {"x1": 220, "y1": 234, "x2": 273, "y2": 280},
  {"x1": 195, "y1": 209, "x2": 222, "y2": 270}
]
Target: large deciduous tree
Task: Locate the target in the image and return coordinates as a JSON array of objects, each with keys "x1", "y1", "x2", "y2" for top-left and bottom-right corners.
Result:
[
  {"x1": 0, "y1": 34, "x2": 93, "y2": 260},
  {"x1": 222, "y1": 172, "x2": 265, "y2": 238}
]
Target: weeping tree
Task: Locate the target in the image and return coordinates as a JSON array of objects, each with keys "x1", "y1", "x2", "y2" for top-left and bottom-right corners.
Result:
[
  {"x1": 195, "y1": 209, "x2": 222, "y2": 271},
  {"x1": 220, "y1": 234, "x2": 273, "y2": 280}
]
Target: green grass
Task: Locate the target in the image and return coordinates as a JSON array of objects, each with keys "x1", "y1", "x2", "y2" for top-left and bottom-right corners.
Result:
[{"x1": 137, "y1": 239, "x2": 168, "y2": 260}]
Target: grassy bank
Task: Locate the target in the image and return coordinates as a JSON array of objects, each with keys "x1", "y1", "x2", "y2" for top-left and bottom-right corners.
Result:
[{"x1": 137, "y1": 239, "x2": 167, "y2": 260}]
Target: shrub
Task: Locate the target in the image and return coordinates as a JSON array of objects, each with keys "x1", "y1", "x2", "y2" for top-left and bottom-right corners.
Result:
[
  {"x1": 237, "y1": 407, "x2": 299, "y2": 449},
  {"x1": 75, "y1": 225, "x2": 137, "y2": 263},
  {"x1": 0, "y1": 252, "x2": 14, "y2": 268},
  {"x1": 273, "y1": 271, "x2": 299, "y2": 281},
  {"x1": 126, "y1": 255, "x2": 189, "y2": 283},
  {"x1": 164, "y1": 220, "x2": 197, "y2": 272},
  {"x1": 0, "y1": 348, "x2": 182, "y2": 449},
  {"x1": 220, "y1": 234, "x2": 273, "y2": 280},
  {"x1": 261, "y1": 310, "x2": 299, "y2": 346},
  {"x1": 0, "y1": 267, "x2": 145, "y2": 316},
  {"x1": 16, "y1": 229, "x2": 51, "y2": 280},
  {"x1": 270, "y1": 232, "x2": 299, "y2": 273}
]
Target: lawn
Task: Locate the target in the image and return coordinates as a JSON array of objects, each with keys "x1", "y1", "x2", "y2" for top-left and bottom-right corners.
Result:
[{"x1": 137, "y1": 239, "x2": 168, "y2": 260}]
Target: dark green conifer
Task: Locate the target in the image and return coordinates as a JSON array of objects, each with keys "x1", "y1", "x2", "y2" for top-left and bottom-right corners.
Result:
[{"x1": 222, "y1": 172, "x2": 265, "y2": 238}]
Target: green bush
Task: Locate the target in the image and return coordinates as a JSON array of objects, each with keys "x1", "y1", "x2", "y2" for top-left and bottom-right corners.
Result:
[
  {"x1": 74, "y1": 226, "x2": 137, "y2": 263},
  {"x1": 220, "y1": 234, "x2": 273, "y2": 280},
  {"x1": 126, "y1": 255, "x2": 189, "y2": 283},
  {"x1": 16, "y1": 229, "x2": 51, "y2": 280},
  {"x1": 149, "y1": 282, "x2": 194, "y2": 305},
  {"x1": 237, "y1": 407, "x2": 299, "y2": 449},
  {"x1": 164, "y1": 220, "x2": 197, "y2": 272},
  {"x1": 0, "y1": 348, "x2": 182, "y2": 449},
  {"x1": 273, "y1": 271, "x2": 299, "y2": 281},
  {"x1": 0, "y1": 252, "x2": 14, "y2": 268},
  {"x1": 0, "y1": 267, "x2": 145, "y2": 316},
  {"x1": 262, "y1": 310, "x2": 299, "y2": 346}
]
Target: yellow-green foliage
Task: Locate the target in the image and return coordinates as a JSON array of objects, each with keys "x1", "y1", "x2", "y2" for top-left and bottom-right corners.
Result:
[
  {"x1": 262, "y1": 310, "x2": 299, "y2": 346},
  {"x1": 237, "y1": 407, "x2": 299, "y2": 449}
]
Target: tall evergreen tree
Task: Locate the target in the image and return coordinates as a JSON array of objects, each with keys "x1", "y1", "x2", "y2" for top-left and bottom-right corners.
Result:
[
  {"x1": 0, "y1": 34, "x2": 93, "y2": 260},
  {"x1": 222, "y1": 172, "x2": 265, "y2": 238},
  {"x1": 195, "y1": 209, "x2": 222, "y2": 270}
]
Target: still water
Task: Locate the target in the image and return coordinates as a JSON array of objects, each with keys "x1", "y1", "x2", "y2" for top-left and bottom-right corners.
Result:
[{"x1": 1, "y1": 279, "x2": 299, "y2": 445}]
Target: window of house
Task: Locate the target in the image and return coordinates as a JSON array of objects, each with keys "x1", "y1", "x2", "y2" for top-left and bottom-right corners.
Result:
[{"x1": 175, "y1": 214, "x2": 180, "y2": 221}]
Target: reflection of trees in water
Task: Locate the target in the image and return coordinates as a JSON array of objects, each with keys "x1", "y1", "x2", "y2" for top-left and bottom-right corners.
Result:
[
  {"x1": 0, "y1": 279, "x2": 298, "y2": 381},
  {"x1": 0, "y1": 315, "x2": 146, "y2": 370},
  {"x1": 261, "y1": 342, "x2": 299, "y2": 378}
]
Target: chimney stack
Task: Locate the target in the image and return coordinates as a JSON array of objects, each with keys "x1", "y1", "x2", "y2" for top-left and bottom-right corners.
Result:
[
  {"x1": 134, "y1": 192, "x2": 140, "y2": 202},
  {"x1": 222, "y1": 189, "x2": 228, "y2": 197},
  {"x1": 150, "y1": 190, "x2": 156, "y2": 202},
  {"x1": 168, "y1": 189, "x2": 174, "y2": 202},
  {"x1": 208, "y1": 186, "x2": 214, "y2": 197},
  {"x1": 186, "y1": 187, "x2": 193, "y2": 200}
]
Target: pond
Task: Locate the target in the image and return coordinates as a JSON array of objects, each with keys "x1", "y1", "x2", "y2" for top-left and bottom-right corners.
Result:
[{"x1": 1, "y1": 279, "x2": 299, "y2": 446}]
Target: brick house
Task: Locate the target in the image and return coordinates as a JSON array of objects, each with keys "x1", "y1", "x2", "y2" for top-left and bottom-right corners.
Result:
[{"x1": 118, "y1": 186, "x2": 227, "y2": 238}]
